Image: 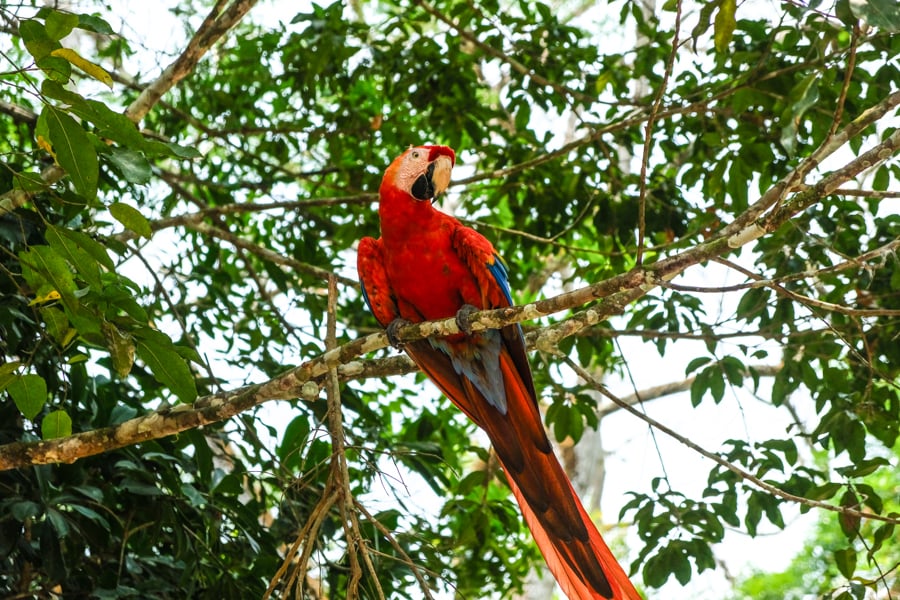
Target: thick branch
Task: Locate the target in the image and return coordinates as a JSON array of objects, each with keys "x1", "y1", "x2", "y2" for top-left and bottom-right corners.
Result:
[{"x1": 124, "y1": 0, "x2": 258, "y2": 123}]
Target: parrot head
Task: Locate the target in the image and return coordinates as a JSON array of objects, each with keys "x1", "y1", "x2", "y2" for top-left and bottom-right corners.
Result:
[{"x1": 380, "y1": 145, "x2": 456, "y2": 203}]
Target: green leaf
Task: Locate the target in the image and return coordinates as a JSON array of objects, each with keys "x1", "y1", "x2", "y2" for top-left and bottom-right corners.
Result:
[
  {"x1": 835, "y1": 456, "x2": 889, "y2": 478},
  {"x1": 48, "y1": 225, "x2": 115, "y2": 272},
  {"x1": 102, "y1": 321, "x2": 135, "y2": 378},
  {"x1": 691, "y1": 368, "x2": 709, "y2": 407},
  {"x1": 691, "y1": 0, "x2": 720, "y2": 50},
  {"x1": 8, "y1": 374, "x2": 48, "y2": 419},
  {"x1": 685, "y1": 356, "x2": 712, "y2": 375},
  {"x1": 870, "y1": 522, "x2": 896, "y2": 557},
  {"x1": 134, "y1": 329, "x2": 197, "y2": 403},
  {"x1": 0, "y1": 361, "x2": 21, "y2": 393},
  {"x1": 18, "y1": 245, "x2": 78, "y2": 311},
  {"x1": 105, "y1": 147, "x2": 152, "y2": 184},
  {"x1": 45, "y1": 225, "x2": 102, "y2": 288},
  {"x1": 44, "y1": 10, "x2": 79, "y2": 41},
  {"x1": 41, "y1": 81, "x2": 146, "y2": 150},
  {"x1": 708, "y1": 367, "x2": 725, "y2": 403},
  {"x1": 163, "y1": 141, "x2": 202, "y2": 159},
  {"x1": 67, "y1": 504, "x2": 110, "y2": 530},
  {"x1": 838, "y1": 489, "x2": 861, "y2": 537},
  {"x1": 19, "y1": 20, "x2": 58, "y2": 60},
  {"x1": 278, "y1": 414, "x2": 312, "y2": 468},
  {"x1": 849, "y1": 0, "x2": 900, "y2": 31},
  {"x1": 36, "y1": 55, "x2": 72, "y2": 82},
  {"x1": 713, "y1": 0, "x2": 736, "y2": 52},
  {"x1": 13, "y1": 171, "x2": 48, "y2": 193},
  {"x1": 76, "y1": 14, "x2": 115, "y2": 35},
  {"x1": 780, "y1": 73, "x2": 819, "y2": 157},
  {"x1": 834, "y1": 547, "x2": 857, "y2": 579},
  {"x1": 41, "y1": 306, "x2": 72, "y2": 345},
  {"x1": 109, "y1": 202, "x2": 152, "y2": 238},
  {"x1": 42, "y1": 409, "x2": 73, "y2": 439},
  {"x1": 13, "y1": 173, "x2": 49, "y2": 193},
  {"x1": 43, "y1": 105, "x2": 99, "y2": 199},
  {"x1": 806, "y1": 482, "x2": 842, "y2": 501}
]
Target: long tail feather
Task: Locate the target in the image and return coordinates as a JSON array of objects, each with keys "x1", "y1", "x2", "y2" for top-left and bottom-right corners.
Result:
[
  {"x1": 405, "y1": 337, "x2": 641, "y2": 599},
  {"x1": 506, "y1": 463, "x2": 641, "y2": 600}
]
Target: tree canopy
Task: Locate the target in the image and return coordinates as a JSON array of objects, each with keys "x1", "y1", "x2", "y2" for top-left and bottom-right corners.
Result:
[{"x1": 1, "y1": 0, "x2": 899, "y2": 598}]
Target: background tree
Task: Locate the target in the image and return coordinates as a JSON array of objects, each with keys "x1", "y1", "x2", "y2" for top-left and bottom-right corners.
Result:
[{"x1": 1, "y1": 0, "x2": 898, "y2": 598}]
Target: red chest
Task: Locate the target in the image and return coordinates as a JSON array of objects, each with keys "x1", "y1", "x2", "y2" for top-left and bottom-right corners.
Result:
[{"x1": 381, "y1": 212, "x2": 484, "y2": 322}]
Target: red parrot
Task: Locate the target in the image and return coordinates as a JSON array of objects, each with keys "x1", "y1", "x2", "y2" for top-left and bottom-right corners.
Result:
[{"x1": 357, "y1": 145, "x2": 641, "y2": 600}]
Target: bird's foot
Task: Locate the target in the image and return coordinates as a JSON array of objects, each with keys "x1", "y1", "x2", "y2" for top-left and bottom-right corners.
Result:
[
  {"x1": 455, "y1": 304, "x2": 479, "y2": 336},
  {"x1": 385, "y1": 317, "x2": 412, "y2": 348}
]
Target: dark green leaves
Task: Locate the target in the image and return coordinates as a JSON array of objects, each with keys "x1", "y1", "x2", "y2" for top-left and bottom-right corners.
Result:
[
  {"x1": 850, "y1": 0, "x2": 900, "y2": 32},
  {"x1": 134, "y1": 329, "x2": 197, "y2": 403},
  {"x1": 106, "y1": 148, "x2": 153, "y2": 184}
]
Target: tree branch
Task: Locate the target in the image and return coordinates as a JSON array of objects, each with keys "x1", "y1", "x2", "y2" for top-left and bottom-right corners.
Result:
[
  {"x1": 596, "y1": 364, "x2": 782, "y2": 418},
  {"x1": 124, "y1": 0, "x2": 258, "y2": 123}
]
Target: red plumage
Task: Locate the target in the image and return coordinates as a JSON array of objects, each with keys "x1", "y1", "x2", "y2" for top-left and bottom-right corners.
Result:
[{"x1": 357, "y1": 145, "x2": 641, "y2": 600}]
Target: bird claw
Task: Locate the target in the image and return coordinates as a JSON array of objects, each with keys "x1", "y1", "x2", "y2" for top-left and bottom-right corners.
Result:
[
  {"x1": 455, "y1": 304, "x2": 479, "y2": 336},
  {"x1": 385, "y1": 318, "x2": 412, "y2": 348}
]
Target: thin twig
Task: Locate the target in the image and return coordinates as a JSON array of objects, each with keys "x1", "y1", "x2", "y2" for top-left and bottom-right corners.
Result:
[
  {"x1": 636, "y1": 0, "x2": 683, "y2": 266},
  {"x1": 563, "y1": 356, "x2": 900, "y2": 526},
  {"x1": 355, "y1": 500, "x2": 438, "y2": 600},
  {"x1": 413, "y1": 0, "x2": 595, "y2": 105}
]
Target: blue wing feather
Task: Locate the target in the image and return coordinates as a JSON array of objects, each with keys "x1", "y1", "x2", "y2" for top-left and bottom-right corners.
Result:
[{"x1": 488, "y1": 253, "x2": 514, "y2": 306}]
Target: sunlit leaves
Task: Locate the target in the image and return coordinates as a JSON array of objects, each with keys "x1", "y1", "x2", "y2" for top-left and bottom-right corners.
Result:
[
  {"x1": 713, "y1": 0, "x2": 737, "y2": 52},
  {"x1": 109, "y1": 202, "x2": 152, "y2": 239},
  {"x1": 41, "y1": 409, "x2": 73, "y2": 439},
  {"x1": 49, "y1": 48, "x2": 113, "y2": 88},
  {"x1": 8, "y1": 374, "x2": 47, "y2": 419}
]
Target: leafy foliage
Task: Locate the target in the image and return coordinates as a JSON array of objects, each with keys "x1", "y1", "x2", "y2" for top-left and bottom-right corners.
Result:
[{"x1": 1, "y1": 0, "x2": 899, "y2": 598}]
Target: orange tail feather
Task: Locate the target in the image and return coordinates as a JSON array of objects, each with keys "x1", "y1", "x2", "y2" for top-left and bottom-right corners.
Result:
[{"x1": 506, "y1": 473, "x2": 642, "y2": 600}]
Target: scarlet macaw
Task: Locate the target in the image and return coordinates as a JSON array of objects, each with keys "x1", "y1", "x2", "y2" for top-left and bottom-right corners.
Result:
[{"x1": 357, "y1": 145, "x2": 641, "y2": 600}]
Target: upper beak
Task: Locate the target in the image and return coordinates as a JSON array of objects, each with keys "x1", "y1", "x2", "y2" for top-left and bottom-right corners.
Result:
[
  {"x1": 429, "y1": 155, "x2": 453, "y2": 199},
  {"x1": 411, "y1": 154, "x2": 454, "y2": 201}
]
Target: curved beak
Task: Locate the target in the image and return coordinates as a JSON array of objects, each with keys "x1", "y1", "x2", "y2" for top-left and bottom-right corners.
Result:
[
  {"x1": 428, "y1": 155, "x2": 453, "y2": 200},
  {"x1": 411, "y1": 153, "x2": 454, "y2": 202}
]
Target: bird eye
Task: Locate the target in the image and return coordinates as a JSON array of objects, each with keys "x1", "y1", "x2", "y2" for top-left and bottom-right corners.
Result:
[{"x1": 411, "y1": 150, "x2": 420, "y2": 159}]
